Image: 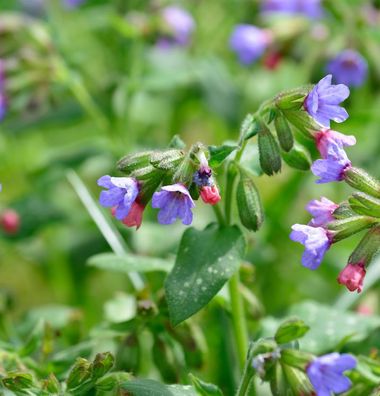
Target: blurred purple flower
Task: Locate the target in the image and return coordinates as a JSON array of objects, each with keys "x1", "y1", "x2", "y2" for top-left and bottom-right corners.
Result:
[
  {"x1": 290, "y1": 224, "x2": 332, "y2": 269},
  {"x1": 0, "y1": 94, "x2": 6, "y2": 121},
  {"x1": 160, "y1": 6, "x2": 195, "y2": 47},
  {"x1": 97, "y1": 175, "x2": 139, "y2": 220},
  {"x1": 315, "y1": 129, "x2": 356, "y2": 158},
  {"x1": 306, "y1": 197, "x2": 338, "y2": 227},
  {"x1": 304, "y1": 74, "x2": 350, "y2": 128},
  {"x1": 311, "y1": 141, "x2": 351, "y2": 184},
  {"x1": 152, "y1": 184, "x2": 195, "y2": 225},
  {"x1": 327, "y1": 50, "x2": 368, "y2": 87},
  {"x1": 307, "y1": 353, "x2": 356, "y2": 396},
  {"x1": 261, "y1": 0, "x2": 323, "y2": 19},
  {"x1": 63, "y1": 0, "x2": 86, "y2": 8},
  {"x1": 230, "y1": 24, "x2": 271, "y2": 65}
]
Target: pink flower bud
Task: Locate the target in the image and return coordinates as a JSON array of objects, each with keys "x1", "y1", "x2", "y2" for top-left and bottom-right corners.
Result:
[
  {"x1": 121, "y1": 201, "x2": 145, "y2": 229},
  {"x1": 0, "y1": 209, "x2": 20, "y2": 234},
  {"x1": 337, "y1": 262, "x2": 366, "y2": 293},
  {"x1": 200, "y1": 186, "x2": 221, "y2": 205}
]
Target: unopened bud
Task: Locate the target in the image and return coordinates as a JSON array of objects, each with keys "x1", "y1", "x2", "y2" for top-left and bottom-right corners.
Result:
[
  {"x1": 274, "y1": 114, "x2": 294, "y2": 152},
  {"x1": 150, "y1": 149, "x2": 185, "y2": 171},
  {"x1": 200, "y1": 185, "x2": 221, "y2": 205},
  {"x1": 337, "y1": 262, "x2": 366, "y2": 293},
  {"x1": 344, "y1": 167, "x2": 380, "y2": 199},
  {"x1": 236, "y1": 167, "x2": 264, "y2": 232},
  {"x1": 117, "y1": 151, "x2": 152, "y2": 174},
  {"x1": 258, "y1": 123, "x2": 282, "y2": 175}
]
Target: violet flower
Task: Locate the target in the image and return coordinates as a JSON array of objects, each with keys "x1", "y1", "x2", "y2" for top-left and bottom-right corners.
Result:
[
  {"x1": 304, "y1": 74, "x2": 350, "y2": 128},
  {"x1": 230, "y1": 24, "x2": 271, "y2": 65},
  {"x1": 306, "y1": 197, "x2": 338, "y2": 227},
  {"x1": 290, "y1": 224, "x2": 332, "y2": 269},
  {"x1": 314, "y1": 129, "x2": 356, "y2": 158},
  {"x1": 152, "y1": 184, "x2": 195, "y2": 225},
  {"x1": 311, "y1": 141, "x2": 352, "y2": 184},
  {"x1": 160, "y1": 6, "x2": 195, "y2": 47},
  {"x1": 261, "y1": 0, "x2": 323, "y2": 19},
  {"x1": 327, "y1": 50, "x2": 368, "y2": 88},
  {"x1": 307, "y1": 353, "x2": 356, "y2": 396},
  {"x1": 98, "y1": 175, "x2": 139, "y2": 220}
]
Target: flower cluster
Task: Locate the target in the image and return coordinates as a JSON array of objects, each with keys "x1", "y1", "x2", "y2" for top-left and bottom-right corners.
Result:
[
  {"x1": 290, "y1": 75, "x2": 380, "y2": 293},
  {"x1": 97, "y1": 146, "x2": 221, "y2": 229}
]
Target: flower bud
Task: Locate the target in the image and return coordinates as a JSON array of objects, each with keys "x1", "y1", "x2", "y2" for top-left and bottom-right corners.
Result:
[
  {"x1": 91, "y1": 352, "x2": 114, "y2": 380},
  {"x1": 0, "y1": 209, "x2": 20, "y2": 235},
  {"x1": 349, "y1": 192, "x2": 380, "y2": 218},
  {"x1": 236, "y1": 167, "x2": 264, "y2": 231},
  {"x1": 150, "y1": 149, "x2": 185, "y2": 171},
  {"x1": 258, "y1": 123, "x2": 282, "y2": 175},
  {"x1": 200, "y1": 185, "x2": 221, "y2": 205},
  {"x1": 274, "y1": 114, "x2": 294, "y2": 152},
  {"x1": 121, "y1": 201, "x2": 145, "y2": 229},
  {"x1": 281, "y1": 142, "x2": 312, "y2": 171},
  {"x1": 328, "y1": 216, "x2": 377, "y2": 242},
  {"x1": 344, "y1": 167, "x2": 380, "y2": 199},
  {"x1": 117, "y1": 151, "x2": 152, "y2": 174},
  {"x1": 337, "y1": 262, "x2": 366, "y2": 293}
]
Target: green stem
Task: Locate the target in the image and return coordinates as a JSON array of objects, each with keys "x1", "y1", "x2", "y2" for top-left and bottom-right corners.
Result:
[
  {"x1": 228, "y1": 272, "x2": 249, "y2": 371},
  {"x1": 236, "y1": 354, "x2": 255, "y2": 396},
  {"x1": 213, "y1": 203, "x2": 226, "y2": 226}
]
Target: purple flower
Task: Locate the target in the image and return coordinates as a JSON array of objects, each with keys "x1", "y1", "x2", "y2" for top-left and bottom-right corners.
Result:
[
  {"x1": 327, "y1": 50, "x2": 368, "y2": 88},
  {"x1": 0, "y1": 94, "x2": 6, "y2": 121},
  {"x1": 307, "y1": 197, "x2": 338, "y2": 227},
  {"x1": 290, "y1": 224, "x2": 332, "y2": 269},
  {"x1": 261, "y1": 0, "x2": 323, "y2": 19},
  {"x1": 63, "y1": 0, "x2": 86, "y2": 8},
  {"x1": 152, "y1": 184, "x2": 195, "y2": 225},
  {"x1": 230, "y1": 24, "x2": 271, "y2": 65},
  {"x1": 307, "y1": 353, "x2": 356, "y2": 396},
  {"x1": 160, "y1": 6, "x2": 195, "y2": 47},
  {"x1": 97, "y1": 175, "x2": 139, "y2": 220},
  {"x1": 315, "y1": 129, "x2": 356, "y2": 158},
  {"x1": 311, "y1": 142, "x2": 351, "y2": 184},
  {"x1": 304, "y1": 74, "x2": 350, "y2": 128}
]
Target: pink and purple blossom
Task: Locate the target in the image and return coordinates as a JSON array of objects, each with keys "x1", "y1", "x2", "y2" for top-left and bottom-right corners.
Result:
[
  {"x1": 98, "y1": 175, "x2": 139, "y2": 220},
  {"x1": 327, "y1": 50, "x2": 368, "y2": 88},
  {"x1": 337, "y1": 262, "x2": 366, "y2": 293},
  {"x1": 261, "y1": 0, "x2": 323, "y2": 19},
  {"x1": 290, "y1": 224, "x2": 332, "y2": 269},
  {"x1": 307, "y1": 353, "x2": 356, "y2": 396},
  {"x1": 314, "y1": 129, "x2": 356, "y2": 158},
  {"x1": 152, "y1": 183, "x2": 195, "y2": 225},
  {"x1": 200, "y1": 185, "x2": 221, "y2": 205},
  {"x1": 306, "y1": 197, "x2": 338, "y2": 227},
  {"x1": 230, "y1": 24, "x2": 271, "y2": 65},
  {"x1": 160, "y1": 6, "x2": 195, "y2": 47},
  {"x1": 304, "y1": 74, "x2": 350, "y2": 128},
  {"x1": 311, "y1": 142, "x2": 352, "y2": 184}
]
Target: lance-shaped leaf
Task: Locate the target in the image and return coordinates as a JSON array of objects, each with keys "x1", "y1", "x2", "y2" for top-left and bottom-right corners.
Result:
[{"x1": 165, "y1": 225, "x2": 245, "y2": 325}]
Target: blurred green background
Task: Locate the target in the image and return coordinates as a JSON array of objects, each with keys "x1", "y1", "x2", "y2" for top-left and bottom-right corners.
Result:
[{"x1": 0, "y1": 0, "x2": 380, "y2": 393}]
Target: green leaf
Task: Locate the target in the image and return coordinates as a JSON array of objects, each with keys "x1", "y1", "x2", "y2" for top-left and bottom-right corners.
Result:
[
  {"x1": 208, "y1": 144, "x2": 238, "y2": 167},
  {"x1": 165, "y1": 225, "x2": 245, "y2": 325},
  {"x1": 121, "y1": 379, "x2": 197, "y2": 395},
  {"x1": 189, "y1": 374, "x2": 224, "y2": 396},
  {"x1": 88, "y1": 253, "x2": 174, "y2": 273},
  {"x1": 275, "y1": 318, "x2": 310, "y2": 344}
]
